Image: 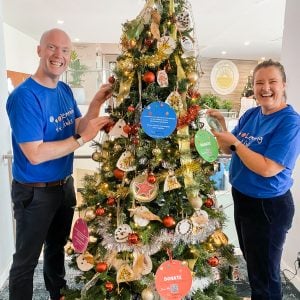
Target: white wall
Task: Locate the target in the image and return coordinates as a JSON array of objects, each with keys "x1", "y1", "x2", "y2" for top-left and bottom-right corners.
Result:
[
  {"x1": 0, "y1": 0, "x2": 15, "y2": 288},
  {"x1": 281, "y1": 0, "x2": 300, "y2": 291},
  {"x1": 4, "y1": 23, "x2": 38, "y2": 73}
]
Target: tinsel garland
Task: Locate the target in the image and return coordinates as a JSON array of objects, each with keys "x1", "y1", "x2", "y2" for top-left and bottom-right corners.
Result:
[{"x1": 97, "y1": 217, "x2": 219, "y2": 256}]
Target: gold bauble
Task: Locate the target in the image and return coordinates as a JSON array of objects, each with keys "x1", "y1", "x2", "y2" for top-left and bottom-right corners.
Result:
[
  {"x1": 98, "y1": 182, "x2": 109, "y2": 193},
  {"x1": 91, "y1": 151, "x2": 101, "y2": 162},
  {"x1": 141, "y1": 288, "x2": 155, "y2": 300},
  {"x1": 128, "y1": 39, "x2": 137, "y2": 49},
  {"x1": 102, "y1": 163, "x2": 111, "y2": 172},
  {"x1": 113, "y1": 144, "x2": 122, "y2": 152},
  {"x1": 84, "y1": 208, "x2": 96, "y2": 221},
  {"x1": 66, "y1": 246, "x2": 74, "y2": 255},
  {"x1": 152, "y1": 148, "x2": 162, "y2": 156},
  {"x1": 187, "y1": 71, "x2": 199, "y2": 84},
  {"x1": 208, "y1": 236, "x2": 222, "y2": 248},
  {"x1": 89, "y1": 236, "x2": 98, "y2": 243},
  {"x1": 209, "y1": 230, "x2": 229, "y2": 248},
  {"x1": 203, "y1": 242, "x2": 216, "y2": 253},
  {"x1": 100, "y1": 150, "x2": 109, "y2": 159}
]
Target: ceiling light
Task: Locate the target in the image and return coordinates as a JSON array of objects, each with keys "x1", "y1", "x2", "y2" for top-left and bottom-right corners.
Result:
[
  {"x1": 244, "y1": 41, "x2": 250, "y2": 46},
  {"x1": 57, "y1": 20, "x2": 64, "y2": 24},
  {"x1": 221, "y1": 51, "x2": 227, "y2": 55},
  {"x1": 74, "y1": 38, "x2": 80, "y2": 42}
]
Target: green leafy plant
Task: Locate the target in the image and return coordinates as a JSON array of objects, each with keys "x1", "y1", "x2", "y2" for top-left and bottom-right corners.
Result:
[
  {"x1": 200, "y1": 93, "x2": 221, "y2": 109},
  {"x1": 220, "y1": 99, "x2": 233, "y2": 111},
  {"x1": 68, "y1": 50, "x2": 88, "y2": 88}
]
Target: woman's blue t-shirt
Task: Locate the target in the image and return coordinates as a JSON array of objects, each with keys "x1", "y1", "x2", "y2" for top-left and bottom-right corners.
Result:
[
  {"x1": 230, "y1": 105, "x2": 300, "y2": 198},
  {"x1": 6, "y1": 77, "x2": 82, "y2": 183}
]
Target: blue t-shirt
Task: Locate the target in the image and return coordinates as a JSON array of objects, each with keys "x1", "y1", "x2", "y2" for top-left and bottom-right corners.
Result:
[
  {"x1": 6, "y1": 77, "x2": 82, "y2": 183},
  {"x1": 230, "y1": 105, "x2": 300, "y2": 198}
]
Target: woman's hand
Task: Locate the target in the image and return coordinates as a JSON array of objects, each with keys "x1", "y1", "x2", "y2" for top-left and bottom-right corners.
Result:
[{"x1": 212, "y1": 131, "x2": 239, "y2": 153}]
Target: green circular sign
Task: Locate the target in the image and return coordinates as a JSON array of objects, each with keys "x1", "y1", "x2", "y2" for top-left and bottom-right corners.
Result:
[{"x1": 194, "y1": 129, "x2": 219, "y2": 162}]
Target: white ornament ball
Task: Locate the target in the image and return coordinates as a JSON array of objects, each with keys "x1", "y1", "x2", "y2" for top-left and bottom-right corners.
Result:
[
  {"x1": 141, "y1": 288, "x2": 154, "y2": 300},
  {"x1": 215, "y1": 296, "x2": 223, "y2": 300}
]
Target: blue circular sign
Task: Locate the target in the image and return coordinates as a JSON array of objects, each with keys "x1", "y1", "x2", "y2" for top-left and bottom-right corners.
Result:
[{"x1": 141, "y1": 101, "x2": 177, "y2": 139}]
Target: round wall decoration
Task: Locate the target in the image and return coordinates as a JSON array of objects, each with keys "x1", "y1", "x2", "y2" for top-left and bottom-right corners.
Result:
[{"x1": 210, "y1": 60, "x2": 239, "y2": 95}]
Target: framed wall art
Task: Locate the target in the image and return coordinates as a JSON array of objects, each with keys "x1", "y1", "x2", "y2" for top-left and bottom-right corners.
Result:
[{"x1": 210, "y1": 60, "x2": 239, "y2": 95}]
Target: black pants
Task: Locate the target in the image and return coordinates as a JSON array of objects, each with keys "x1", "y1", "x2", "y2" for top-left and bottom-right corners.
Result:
[
  {"x1": 9, "y1": 177, "x2": 76, "y2": 300},
  {"x1": 232, "y1": 187, "x2": 294, "y2": 300}
]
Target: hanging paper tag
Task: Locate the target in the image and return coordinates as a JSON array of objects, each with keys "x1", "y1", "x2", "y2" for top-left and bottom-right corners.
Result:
[
  {"x1": 130, "y1": 174, "x2": 158, "y2": 202},
  {"x1": 194, "y1": 129, "x2": 219, "y2": 162},
  {"x1": 141, "y1": 101, "x2": 177, "y2": 139},
  {"x1": 76, "y1": 253, "x2": 94, "y2": 272},
  {"x1": 117, "y1": 150, "x2": 136, "y2": 171},
  {"x1": 155, "y1": 260, "x2": 192, "y2": 300},
  {"x1": 72, "y1": 218, "x2": 89, "y2": 253},
  {"x1": 109, "y1": 119, "x2": 128, "y2": 138},
  {"x1": 157, "y1": 70, "x2": 169, "y2": 87}
]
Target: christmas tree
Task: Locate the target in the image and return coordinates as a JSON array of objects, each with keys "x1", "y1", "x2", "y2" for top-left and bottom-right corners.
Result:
[{"x1": 65, "y1": 0, "x2": 239, "y2": 299}]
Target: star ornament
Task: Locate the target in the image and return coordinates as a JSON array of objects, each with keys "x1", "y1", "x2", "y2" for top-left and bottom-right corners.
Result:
[{"x1": 130, "y1": 174, "x2": 158, "y2": 202}]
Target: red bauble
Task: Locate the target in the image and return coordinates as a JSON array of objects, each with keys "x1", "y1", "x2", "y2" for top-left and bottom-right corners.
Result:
[
  {"x1": 130, "y1": 123, "x2": 140, "y2": 135},
  {"x1": 108, "y1": 75, "x2": 115, "y2": 84},
  {"x1": 127, "y1": 105, "x2": 135, "y2": 112},
  {"x1": 95, "y1": 261, "x2": 108, "y2": 273},
  {"x1": 207, "y1": 256, "x2": 219, "y2": 267},
  {"x1": 106, "y1": 197, "x2": 116, "y2": 206},
  {"x1": 123, "y1": 124, "x2": 132, "y2": 134},
  {"x1": 147, "y1": 173, "x2": 157, "y2": 184},
  {"x1": 162, "y1": 215, "x2": 176, "y2": 228},
  {"x1": 143, "y1": 71, "x2": 155, "y2": 84},
  {"x1": 128, "y1": 232, "x2": 140, "y2": 244},
  {"x1": 132, "y1": 137, "x2": 140, "y2": 145},
  {"x1": 204, "y1": 198, "x2": 214, "y2": 208},
  {"x1": 95, "y1": 207, "x2": 105, "y2": 216},
  {"x1": 113, "y1": 168, "x2": 125, "y2": 180},
  {"x1": 144, "y1": 38, "x2": 154, "y2": 47},
  {"x1": 105, "y1": 281, "x2": 114, "y2": 292}
]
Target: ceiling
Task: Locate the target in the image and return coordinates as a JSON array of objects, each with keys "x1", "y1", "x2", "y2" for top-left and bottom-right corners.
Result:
[{"x1": 3, "y1": 0, "x2": 286, "y2": 61}]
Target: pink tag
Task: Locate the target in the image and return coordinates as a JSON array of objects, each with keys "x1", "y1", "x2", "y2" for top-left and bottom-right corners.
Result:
[
  {"x1": 155, "y1": 260, "x2": 192, "y2": 299},
  {"x1": 72, "y1": 218, "x2": 89, "y2": 253}
]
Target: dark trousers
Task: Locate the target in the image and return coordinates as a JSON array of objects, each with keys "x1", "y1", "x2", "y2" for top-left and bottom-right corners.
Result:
[
  {"x1": 232, "y1": 187, "x2": 294, "y2": 300},
  {"x1": 9, "y1": 177, "x2": 76, "y2": 300}
]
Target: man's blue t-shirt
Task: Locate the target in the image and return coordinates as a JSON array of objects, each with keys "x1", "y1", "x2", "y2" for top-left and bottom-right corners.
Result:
[
  {"x1": 6, "y1": 77, "x2": 82, "y2": 183},
  {"x1": 230, "y1": 105, "x2": 300, "y2": 198}
]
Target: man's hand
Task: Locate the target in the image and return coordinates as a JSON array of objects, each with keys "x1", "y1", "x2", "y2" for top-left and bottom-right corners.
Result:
[
  {"x1": 80, "y1": 116, "x2": 113, "y2": 142},
  {"x1": 92, "y1": 83, "x2": 113, "y2": 105}
]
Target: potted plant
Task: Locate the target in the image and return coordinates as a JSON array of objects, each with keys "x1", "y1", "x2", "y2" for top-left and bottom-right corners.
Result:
[
  {"x1": 68, "y1": 50, "x2": 88, "y2": 104},
  {"x1": 200, "y1": 93, "x2": 221, "y2": 109},
  {"x1": 220, "y1": 99, "x2": 233, "y2": 111}
]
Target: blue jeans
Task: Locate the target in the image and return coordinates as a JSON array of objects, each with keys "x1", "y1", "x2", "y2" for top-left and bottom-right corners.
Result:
[
  {"x1": 232, "y1": 187, "x2": 294, "y2": 300},
  {"x1": 9, "y1": 177, "x2": 76, "y2": 300}
]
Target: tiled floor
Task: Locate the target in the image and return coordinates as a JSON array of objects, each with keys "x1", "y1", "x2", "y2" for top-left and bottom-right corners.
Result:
[{"x1": 0, "y1": 258, "x2": 299, "y2": 299}]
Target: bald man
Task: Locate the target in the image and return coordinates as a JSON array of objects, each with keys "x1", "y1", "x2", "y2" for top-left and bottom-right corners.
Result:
[{"x1": 6, "y1": 28, "x2": 112, "y2": 300}]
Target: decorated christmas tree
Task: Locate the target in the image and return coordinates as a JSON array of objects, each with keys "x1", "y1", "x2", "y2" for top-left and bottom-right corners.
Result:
[{"x1": 65, "y1": 0, "x2": 239, "y2": 299}]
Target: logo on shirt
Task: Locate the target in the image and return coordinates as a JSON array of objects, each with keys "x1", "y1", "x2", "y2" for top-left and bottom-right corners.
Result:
[
  {"x1": 239, "y1": 132, "x2": 263, "y2": 146},
  {"x1": 50, "y1": 108, "x2": 75, "y2": 132}
]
